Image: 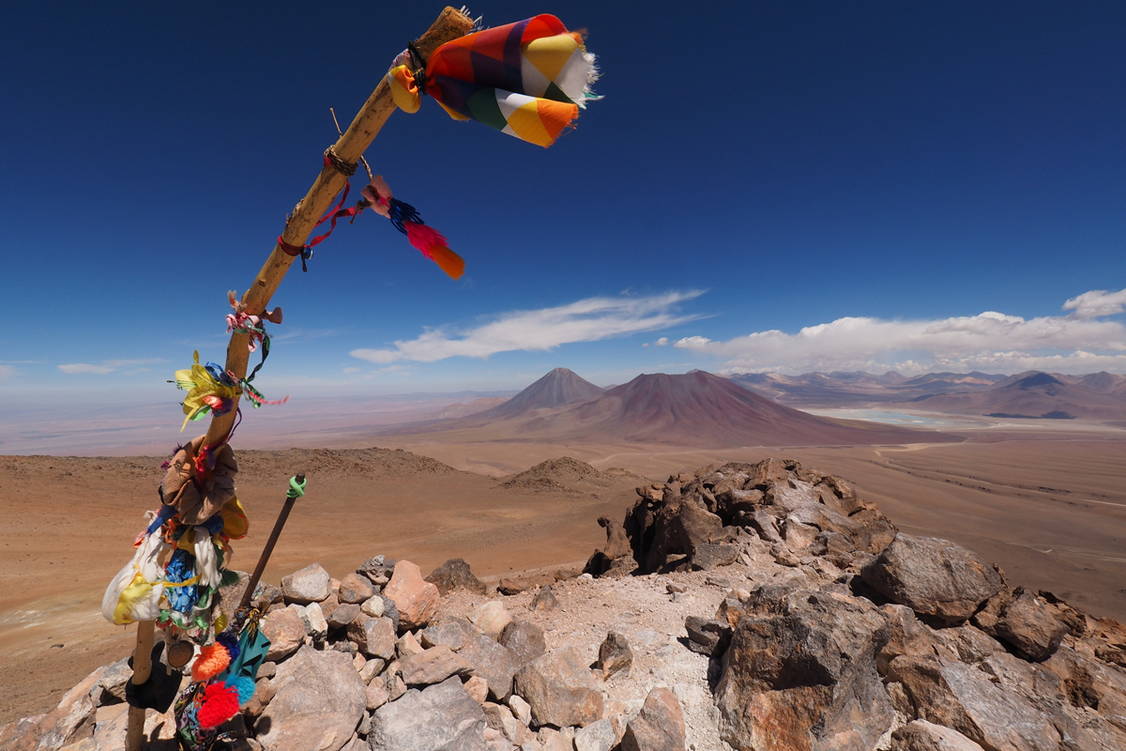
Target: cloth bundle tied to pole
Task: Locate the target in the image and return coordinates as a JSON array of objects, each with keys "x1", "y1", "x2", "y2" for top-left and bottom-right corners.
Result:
[{"x1": 202, "y1": 6, "x2": 476, "y2": 450}]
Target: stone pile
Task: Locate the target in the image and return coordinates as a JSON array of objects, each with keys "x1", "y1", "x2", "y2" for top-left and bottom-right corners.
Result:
[{"x1": 3, "y1": 550, "x2": 687, "y2": 751}]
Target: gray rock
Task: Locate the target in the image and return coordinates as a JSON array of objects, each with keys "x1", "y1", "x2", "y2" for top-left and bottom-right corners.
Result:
[
  {"x1": 399, "y1": 645, "x2": 471, "y2": 686},
  {"x1": 257, "y1": 646, "x2": 365, "y2": 751},
  {"x1": 574, "y1": 718, "x2": 616, "y2": 751},
  {"x1": 422, "y1": 616, "x2": 480, "y2": 652},
  {"x1": 304, "y1": 601, "x2": 328, "y2": 639},
  {"x1": 530, "y1": 586, "x2": 560, "y2": 612},
  {"x1": 461, "y1": 633, "x2": 520, "y2": 701},
  {"x1": 683, "y1": 616, "x2": 731, "y2": 656},
  {"x1": 620, "y1": 687, "x2": 686, "y2": 751},
  {"x1": 281, "y1": 562, "x2": 332, "y2": 604},
  {"x1": 329, "y1": 603, "x2": 363, "y2": 630},
  {"x1": 361, "y1": 595, "x2": 386, "y2": 618},
  {"x1": 514, "y1": 646, "x2": 604, "y2": 728},
  {"x1": 860, "y1": 534, "x2": 1003, "y2": 625},
  {"x1": 597, "y1": 631, "x2": 632, "y2": 679},
  {"x1": 500, "y1": 620, "x2": 547, "y2": 668},
  {"x1": 338, "y1": 572, "x2": 376, "y2": 604},
  {"x1": 690, "y1": 542, "x2": 741, "y2": 570},
  {"x1": 348, "y1": 616, "x2": 396, "y2": 659},
  {"x1": 368, "y1": 676, "x2": 488, "y2": 751},
  {"x1": 426, "y1": 558, "x2": 488, "y2": 595}
]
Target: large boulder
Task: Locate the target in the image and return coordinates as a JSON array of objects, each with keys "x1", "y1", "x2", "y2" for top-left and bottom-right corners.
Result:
[
  {"x1": 281, "y1": 562, "x2": 332, "y2": 604},
  {"x1": 256, "y1": 646, "x2": 365, "y2": 751},
  {"x1": 368, "y1": 676, "x2": 488, "y2": 751},
  {"x1": 619, "y1": 687, "x2": 686, "y2": 751},
  {"x1": 714, "y1": 589, "x2": 893, "y2": 751},
  {"x1": 514, "y1": 646, "x2": 604, "y2": 728},
  {"x1": 426, "y1": 558, "x2": 487, "y2": 595},
  {"x1": 383, "y1": 560, "x2": 440, "y2": 630},
  {"x1": 975, "y1": 588, "x2": 1067, "y2": 662},
  {"x1": 886, "y1": 655, "x2": 1061, "y2": 751},
  {"x1": 460, "y1": 633, "x2": 519, "y2": 701},
  {"x1": 860, "y1": 534, "x2": 1003, "y2": 625}
]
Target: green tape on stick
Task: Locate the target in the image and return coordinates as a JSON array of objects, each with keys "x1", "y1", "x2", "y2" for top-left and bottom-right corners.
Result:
[{"x1": 287, "y1": 475, "x2": 307, "y2": 500}]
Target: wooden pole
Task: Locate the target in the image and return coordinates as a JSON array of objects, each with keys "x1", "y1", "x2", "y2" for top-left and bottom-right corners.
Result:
[
  {"x1": 238, "y1": 474, "x2": 306, "y2": 615},
  {"x1": 125, "y1": 620, "x2": 155, "y2": 751},
  {"x1": 203, "y1": 6, "x2": 475, "y2": 447}
]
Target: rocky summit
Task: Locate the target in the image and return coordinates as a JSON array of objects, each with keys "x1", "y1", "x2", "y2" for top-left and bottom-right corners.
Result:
[{"x1": 4, "y1": 458, "x2": 1125, "y2": 751}]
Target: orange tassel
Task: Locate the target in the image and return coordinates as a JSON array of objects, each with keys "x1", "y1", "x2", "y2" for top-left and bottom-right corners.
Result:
[{"x1": 191, "y1": 642, "x2": 231, "y2": 682}]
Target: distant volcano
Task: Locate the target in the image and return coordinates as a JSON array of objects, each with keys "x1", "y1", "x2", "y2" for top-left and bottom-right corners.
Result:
[
  {"x1": 474, "y1": 367, "x2": 604, "y2": 419},
  {"x1": 519, "y1": 370, "x2": 942, "y2": 446}
]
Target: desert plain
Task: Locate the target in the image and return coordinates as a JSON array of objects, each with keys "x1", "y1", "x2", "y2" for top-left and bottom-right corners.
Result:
[{"x1": 2, "y1": 406, "x2": 1125, "y2": 724}]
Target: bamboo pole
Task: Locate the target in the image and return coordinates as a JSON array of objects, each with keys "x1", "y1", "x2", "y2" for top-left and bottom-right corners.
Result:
[{"x1": 203, "y1": 6, "x2": 475, "y2": 447}]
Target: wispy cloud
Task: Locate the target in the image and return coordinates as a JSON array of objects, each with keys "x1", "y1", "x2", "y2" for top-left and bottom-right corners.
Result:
[
  {"x1": 0, "y1": 365, "x2": 14, "y2": 380},
  {"x1": 1063, "y1": 288, "x2": 1126, "y2": 319},
  {"x1": 673, "y1": 288, "x2": 1126, "y2": 375},
  {"x1": 58, "y1": 358, "x2": 165, "y2": 375},
  {"x1": 351, "y1": 290, "x2": 706, "y2": 364}
]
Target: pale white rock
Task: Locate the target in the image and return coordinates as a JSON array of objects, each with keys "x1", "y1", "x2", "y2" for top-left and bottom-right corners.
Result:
[{"x1": 473, "y1": 600, "x2": 514, "y2": 640}]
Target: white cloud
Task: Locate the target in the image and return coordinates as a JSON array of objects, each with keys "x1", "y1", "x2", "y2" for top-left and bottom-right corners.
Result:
[
  {"x1": 1063, "y1": 287, "x2": 1126, "y2": 319},
  {"x1": 674, "y1": 289, "x2": 1126, "y2": 375},
  {"x1": 654, "y1": 337, "x2": 669, "y2": 346},
  {"x1": 0, "y1": 365, "x2": 14, "y2": 380},
  {"x1": 58, "y1": 358, "x2": 164, "y2": 375},
  {"x1": 351, "y1": 290, "x2": 705, "y2": 364}
]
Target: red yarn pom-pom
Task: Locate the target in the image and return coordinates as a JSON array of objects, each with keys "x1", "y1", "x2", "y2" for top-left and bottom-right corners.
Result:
[{"x1": 198, "y1": 681, "x2": 239, "y2": 729}]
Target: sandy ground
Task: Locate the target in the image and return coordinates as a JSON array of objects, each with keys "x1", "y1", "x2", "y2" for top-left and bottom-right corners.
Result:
[{"x1": 2, "y1": 432, "x2": 1125, "y2": 724}]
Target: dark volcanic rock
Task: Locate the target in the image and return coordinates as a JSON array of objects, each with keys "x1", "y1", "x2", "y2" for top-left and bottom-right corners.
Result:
[
  {"x1": 425, "y1": 558, "x2": 487, "y2": 595},
  {"x1": 714, "y1": 589, "x2": 893, "y2": 751},
  {"x1": 976, "y1": 588, "x2": 1067, "y2": 662},
  {"x1": 597, "y1": 631, "x2": 633, "y2": 679},
  {"x1": 860, "y1": 534, "x2": 1003, "y2": 625}
]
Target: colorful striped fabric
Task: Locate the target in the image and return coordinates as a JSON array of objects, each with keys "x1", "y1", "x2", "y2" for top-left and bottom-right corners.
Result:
[{"x1": 388, "y1": 14, "x2": 599, "y2": 147}]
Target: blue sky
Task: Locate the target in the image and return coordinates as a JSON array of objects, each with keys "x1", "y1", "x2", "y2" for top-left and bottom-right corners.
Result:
[{"x1": 2, "y1": 0, "x2": 1125, "y2": 409}]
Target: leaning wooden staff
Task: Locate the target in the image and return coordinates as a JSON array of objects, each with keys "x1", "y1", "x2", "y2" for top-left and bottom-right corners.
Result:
[{"x1": 97, "y1": 6, "x2": 599, "y2": 749}]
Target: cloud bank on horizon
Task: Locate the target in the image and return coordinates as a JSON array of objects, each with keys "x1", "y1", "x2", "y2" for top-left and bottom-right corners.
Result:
[
  {"x1": 350, "y1": 287, "x2": 1126, "y2": 376},
  {"x1": 670, "y1": 287, "x2": 1126, "y2": 375}
]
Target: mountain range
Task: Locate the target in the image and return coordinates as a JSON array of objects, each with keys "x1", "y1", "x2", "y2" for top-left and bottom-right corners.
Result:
[
  {"x1": 386, "y1": 368, "x2": 950, "y2": 446},
  {"x1": 733, "y1": 369, "x2": 1126, "y2": 419}
]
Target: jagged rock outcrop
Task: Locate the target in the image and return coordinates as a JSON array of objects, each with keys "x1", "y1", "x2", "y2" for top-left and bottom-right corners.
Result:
[{"x1": 594, "y1": 458, "x2": 898, "y2": 576}]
